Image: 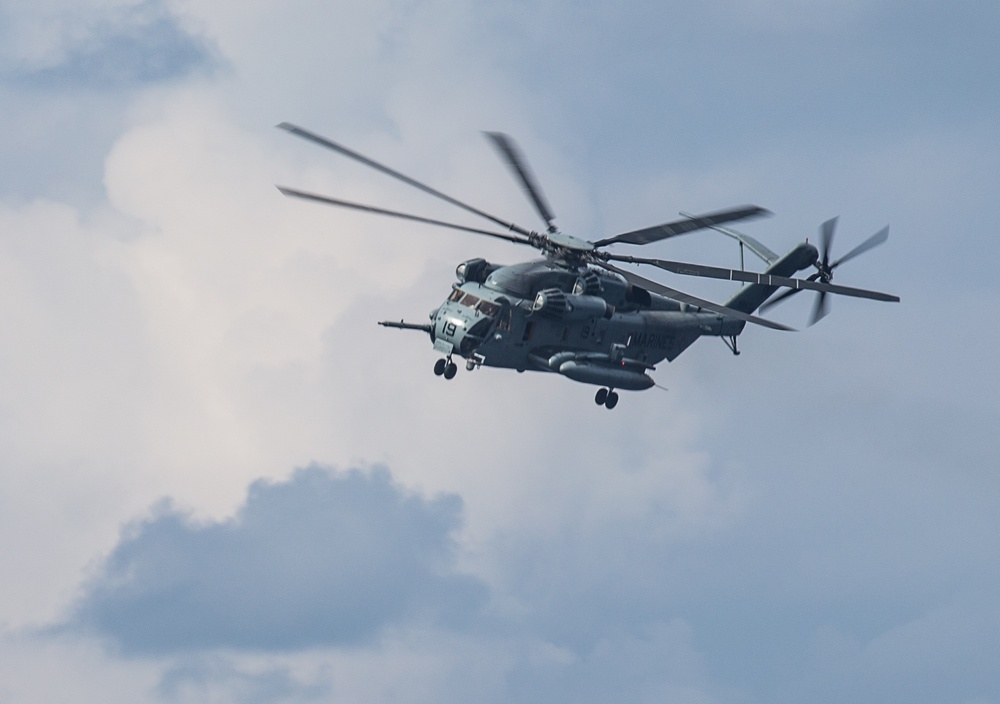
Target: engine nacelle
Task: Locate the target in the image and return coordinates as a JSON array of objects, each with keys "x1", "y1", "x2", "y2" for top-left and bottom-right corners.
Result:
[
  {"x1": 532, "y1": 288, "x2": 569, "y2": 316},
  {"x1": 573, "y1": 269, "x2": 603, "y2": 296},
  {"x1": 455, "y1": 258, "x2": 497, "y2": 284},
  {"x1": 533, "y1": 289, "x2": 608, "y2": 320}
]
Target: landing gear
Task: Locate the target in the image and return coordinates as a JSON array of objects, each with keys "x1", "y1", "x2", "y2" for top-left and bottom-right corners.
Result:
[
  {"x1": 723, "y1": 335, "x2": 740, "y2": 356},
  {"x1": 434, "y1": 357, "x2": 457, "y2": 379},
  {"x1": 594, "y1": 387, "x2": 619, "y2": 409}
]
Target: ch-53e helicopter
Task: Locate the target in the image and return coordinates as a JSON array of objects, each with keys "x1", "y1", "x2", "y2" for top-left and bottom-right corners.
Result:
[{"x1": 277, "y1": 123, "x2": 898, "y2": 409}]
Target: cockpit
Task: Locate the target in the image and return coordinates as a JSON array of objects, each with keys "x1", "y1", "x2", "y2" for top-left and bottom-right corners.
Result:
[
  {"x1": 436, "y1": 285, "x2": 507, "y2": 356},
  {"x1": 447, "y1": 289, "x2": 502, "y2": 317}
]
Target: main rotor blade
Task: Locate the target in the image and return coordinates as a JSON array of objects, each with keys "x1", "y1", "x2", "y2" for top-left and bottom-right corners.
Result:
[
  {"x1": 678, "y1": 211, "x2": 779, "y2": 264},
  {"x1": 593, "y1": 205, "x2": 771, "y2": 247},
  {"x1": 831, "y1": 225, "x2": 889, "y2": 269},
  {"x1": 604, "y1": 254, "x2": 900, "y2": 302},
  {"x1": 278, "y1": 123, "x2": 536, "y2": 239},
  {"x1": 484, "y1": 132, "x2": 557, "y2": 233},
  {"x1": 600, "y1": 262, "x2": 795, "y2": 332},
  {"x1": 277, "y1": 187, "x2": 536, "y2": 246}
]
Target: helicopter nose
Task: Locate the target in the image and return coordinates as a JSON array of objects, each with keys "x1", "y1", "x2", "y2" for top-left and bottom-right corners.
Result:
[{"x1": 429, "y1": 306, "x2": 441, "y2": 321}]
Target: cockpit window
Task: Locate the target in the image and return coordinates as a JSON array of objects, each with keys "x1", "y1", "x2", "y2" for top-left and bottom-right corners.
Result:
[
  {"x1": 477, "y1": 300, "x2": 500, "y2": 317},
  {"x1": 449, "y1": 289, "x2": 498, "y2": 317}
]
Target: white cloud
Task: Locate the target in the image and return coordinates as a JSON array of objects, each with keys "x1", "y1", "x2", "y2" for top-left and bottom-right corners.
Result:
[
  {"x1": 0, "y1": 632, "x2": 160, "y2": 704},
  {"x1": 1, "y1": 0, "x2": 214, "y2": 85},
  {"x1": 0, "y1": 197, "x2": 152, "y2": 626},
  {"x1": 156, "y1": 655, "x2": 331, "y2": 703}
]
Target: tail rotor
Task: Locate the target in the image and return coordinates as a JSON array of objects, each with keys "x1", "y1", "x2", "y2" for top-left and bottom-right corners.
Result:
[{"x1": 760, "y1": 217, "x2": 889, "y2": 325}]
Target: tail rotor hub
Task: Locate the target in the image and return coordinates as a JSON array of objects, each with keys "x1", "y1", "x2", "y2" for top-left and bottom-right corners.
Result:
[{"x1": 760, "y1": 217, "x2": 891, "y2": 326}]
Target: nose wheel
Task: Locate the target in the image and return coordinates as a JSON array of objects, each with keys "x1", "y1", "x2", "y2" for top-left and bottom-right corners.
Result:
[
  {"x1": 434, "y1": 357, "x2": 458, "y2": 380},
  {"x1": 595, "y1": 387, "x2": 619, "y2": 409}
]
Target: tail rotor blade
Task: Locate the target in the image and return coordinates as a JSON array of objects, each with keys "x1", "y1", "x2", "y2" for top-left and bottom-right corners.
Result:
[
  {"x1": 809, "y1": 291, "x2": 830, "y2": 326},
  {"x1": 759, "y1": 286, "x2": 803, "y2": 313},
  {"x1": 802, "y1": 221, "x2": 890, "y2": 323},
  {"x1": 819, "y1": 217, "x2": 837, "y2": 269},
  {"x1": 831, "y1": 225, "x2": 889, "y2": 269},
  {"x1": 758, "y1": 270, "x2": 821, "y2": 313}
]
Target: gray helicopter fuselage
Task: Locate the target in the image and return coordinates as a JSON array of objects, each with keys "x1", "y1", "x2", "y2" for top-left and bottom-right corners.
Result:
[
  {"x1": 426, "y1": 241, "x2": 819, "y2": 391},
  {"x1": 430, "y1": 258, "x2": 747, "y2": 390}
]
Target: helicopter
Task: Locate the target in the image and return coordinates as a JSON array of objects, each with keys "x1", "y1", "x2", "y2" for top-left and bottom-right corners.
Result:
[{"x1": 277, "y1": 123, "x2": 899, "y2": 409}]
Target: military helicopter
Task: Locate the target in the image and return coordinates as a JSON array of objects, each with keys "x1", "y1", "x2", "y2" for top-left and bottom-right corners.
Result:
[{"x1": 277, "y1": 123, "x2": 898, "y2": 409}]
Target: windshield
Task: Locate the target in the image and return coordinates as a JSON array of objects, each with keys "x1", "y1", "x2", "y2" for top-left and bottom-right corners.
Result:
[{"x1": 449, "y1": 291, "x2": 500, "y2": 318}]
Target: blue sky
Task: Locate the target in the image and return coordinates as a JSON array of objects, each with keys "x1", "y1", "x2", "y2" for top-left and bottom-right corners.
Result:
[{"x1": 1, "y1": 1, "x2": 998, "y2": 702}]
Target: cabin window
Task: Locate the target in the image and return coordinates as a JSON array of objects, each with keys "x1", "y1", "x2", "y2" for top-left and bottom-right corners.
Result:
[
  {"x1": 449, "y1": 289, "x2": 464, "y2": 302},
  {"x1": 460, "y1": 293, "x2": 481, "y2": 309}
]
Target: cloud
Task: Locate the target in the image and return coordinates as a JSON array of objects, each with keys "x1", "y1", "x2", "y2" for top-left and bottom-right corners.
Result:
[
  {"x1": 156, "y1": 656, "x2": 330, "y2": 704},
  {"x1": 3, "y1": 1, "x2": 1000, "y2": 702},
  {"x1": 504, "y1": 620, "x2": 715, "y2": 704},
  {"x1": 2, "y1": 0, "x2": 216, "y2": 88},
  {"x1": 63, "y1": 465, "x2": 487, "y2": 654}
]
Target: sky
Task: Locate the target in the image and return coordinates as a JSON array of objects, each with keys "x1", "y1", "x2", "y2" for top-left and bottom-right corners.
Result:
[{"x1": 1, "y1": 0, "x2": 998, "y2": 702}]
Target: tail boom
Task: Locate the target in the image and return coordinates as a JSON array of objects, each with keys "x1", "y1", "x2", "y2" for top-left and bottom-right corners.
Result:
[{"x1": 725, "y1": 242, "x2": 819, "y2": 315}]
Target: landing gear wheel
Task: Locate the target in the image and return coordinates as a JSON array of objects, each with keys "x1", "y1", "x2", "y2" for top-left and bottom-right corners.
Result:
[
  {"x1": 434, "y1": 358, "x2": 447, "y2": 376},
  {"x1": 595, "y1": 388, "x2": 608, "y2": 405},
  {"x1": 605, "y1": 391, "x2": 619, "y2": 409},
  {"x1": 443, "y1": 362, "x2": 458, "y2": 379}
]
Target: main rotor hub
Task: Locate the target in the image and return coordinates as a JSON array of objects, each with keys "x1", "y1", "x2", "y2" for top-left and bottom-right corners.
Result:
[{"x1": 543, "y1": 230, "x2": 595, "y2": 254}]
